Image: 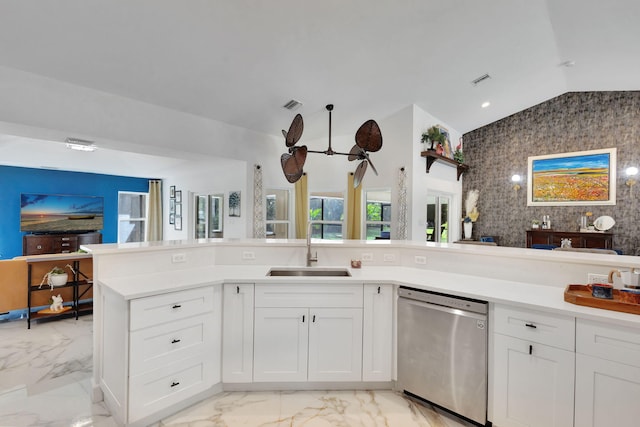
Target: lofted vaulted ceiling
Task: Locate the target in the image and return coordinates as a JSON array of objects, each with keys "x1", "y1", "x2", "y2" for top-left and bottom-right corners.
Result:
[{"x1": 0, "y1": 0, "x2": 639, "y2": 148}]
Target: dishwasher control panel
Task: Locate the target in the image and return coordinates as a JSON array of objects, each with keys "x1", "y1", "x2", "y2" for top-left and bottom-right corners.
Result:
[{"x1": 398, "y1": 286, "x2": 488, "y2": 315}]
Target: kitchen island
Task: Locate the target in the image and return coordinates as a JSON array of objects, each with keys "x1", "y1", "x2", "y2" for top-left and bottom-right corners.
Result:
[{"x1": 84, "y1": 239, "x2": 640, "y2": 427}]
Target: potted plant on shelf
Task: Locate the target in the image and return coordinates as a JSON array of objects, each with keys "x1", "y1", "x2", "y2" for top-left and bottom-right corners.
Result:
[
  {"x1": 421, "y1": 126, "x2": 446, "y2": 151},
  {"x1": 39, "y1": 266, "x2": 69, "y2": 290}
]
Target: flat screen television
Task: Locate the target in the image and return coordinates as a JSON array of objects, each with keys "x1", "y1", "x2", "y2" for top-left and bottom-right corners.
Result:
[{"x1": 20, "y1": 193, "x2": 104, "y2": 233}]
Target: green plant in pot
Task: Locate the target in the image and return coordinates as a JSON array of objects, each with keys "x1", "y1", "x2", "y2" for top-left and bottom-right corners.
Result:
[
  {"x1": 421, "y1": 126, "x2": 446, "y2": 151},
  {"x1": 40, "y1": 266, "x2": 69, "y2": 290}
]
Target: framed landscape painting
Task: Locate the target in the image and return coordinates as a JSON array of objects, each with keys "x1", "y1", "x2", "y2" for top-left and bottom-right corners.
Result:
[{"x1": 527, "y1": 148, "x2": 616, "y2": 206}]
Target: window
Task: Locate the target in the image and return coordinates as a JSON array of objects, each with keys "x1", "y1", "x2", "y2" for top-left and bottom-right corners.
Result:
[
  {"x1": 426, "y1": 194, "x2": 450, "y2": 242},
  {"x1": 195, "y1": 194, "x2": 223, "y2": 238},
  {"x1": 365, "y1": 189, "x2": 391, "y2": 239},
  {"x1": 118, "y1": 191, "x2": 148, "y2": 243},
  {"x1": 309, "y1": 192, "x2": 344, "y2": 240},
  {"x1": 265, "y1": 189, "x2": 290, "y2": 238}
]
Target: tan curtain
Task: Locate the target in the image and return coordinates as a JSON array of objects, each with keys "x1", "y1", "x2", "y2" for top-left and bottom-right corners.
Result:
[
  {"x1": 147, "y1": 180, "x2": 163, "y2": 241},
  {"x1": 294, "y1": 173, "x2": 308, "y2": 238},
  {"x1": 346, "y1": 173, "x2": 362, "y2": 239}
]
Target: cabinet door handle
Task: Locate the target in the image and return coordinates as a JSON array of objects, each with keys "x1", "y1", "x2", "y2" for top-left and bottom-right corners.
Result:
[
  {"x1": 171, "y1": 339, "x2": 181, "y2": 344},
  {"x1": 525, "y1": 323, "x2": 537, "y2": 329},
  {"x1": 237, "y1": 285, "x2": 240, "y2": 294},
  {"x1": 36, "y1": 244, "x2": 43, "y2": 249},
  {"x1": 529, "y1": 344, "x2": 533, "y2": 355},
  {"x1": 312, "y1": 314, "x2": 316, "y2": 322},
  {"x1": 302, "y1": 315, "x2": 305, "y2": 323},
  {"x1": 170, "y1": 381, "x2": 180, "y2": 388},
  {"x1": 172, "y1": 304, "x2": 182, "y2": 309},
  {"x1": 377, "y1": 286, "x2": 381, "y2": 294}
]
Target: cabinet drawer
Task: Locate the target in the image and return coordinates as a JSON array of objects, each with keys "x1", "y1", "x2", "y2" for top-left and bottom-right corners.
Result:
[
  {"x1": 128, "y1": 355, "x2": 214, "y2": 422},
  {"x1": 255, "y1": 284, "x2": 363, "y2": 308},
  {"x1": 24, "y1": 238, "x2": 54, "y2": 255},
  {"x1": 493, "y1": 304, "x2": 575, "y2": 351},
  {"x1": 576, "y1": 318, "x2": 640, "y2": 367},
  {"x1": 130, "y1": 286, "x2": 214, "y2": 331},
  {"x1": 129, "y1": 313, "x2": 214, "y2": 374}
]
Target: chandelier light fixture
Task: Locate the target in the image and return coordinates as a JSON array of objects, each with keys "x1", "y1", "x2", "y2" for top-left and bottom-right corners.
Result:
[{"x1": 280, "y1": 104, "x2": 383, "y2": 188}]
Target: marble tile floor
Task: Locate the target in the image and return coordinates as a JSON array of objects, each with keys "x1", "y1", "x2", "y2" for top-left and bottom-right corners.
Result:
[{"x1": 0, "y1": 315, "x2": 470, "y2": 427}]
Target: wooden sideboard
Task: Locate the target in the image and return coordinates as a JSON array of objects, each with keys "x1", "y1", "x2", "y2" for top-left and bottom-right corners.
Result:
[
  {"x1": 526, "y1": 230, "x2": 613, "y2": 249},
  {"x1": 23, "y1": 232, "x2": 102, "y2": 255}
]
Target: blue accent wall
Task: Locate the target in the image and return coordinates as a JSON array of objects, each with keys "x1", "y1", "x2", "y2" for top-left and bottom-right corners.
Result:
[{"x1": 0, "y1": 165, "x2": 150, "y2": 259}]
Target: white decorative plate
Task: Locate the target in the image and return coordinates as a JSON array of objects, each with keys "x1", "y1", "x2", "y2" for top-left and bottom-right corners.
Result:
[{"x1": 594, "y1": 215, "x2": 615, "y2": 231}]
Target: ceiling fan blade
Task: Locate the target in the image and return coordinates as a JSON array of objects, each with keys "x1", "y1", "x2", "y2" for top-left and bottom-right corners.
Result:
[
  {"x1": 353, "y1": 160, "x2": 368, "y2": 188},
  {"x1": 285, "y1": 114, "x2": 304, "y2": 147},
  {"x1": 361, "y1": 151, "x2": 379, "y2": 176},
  {"x1": 293, "y1": 145, "x2": 307, "y2": 168},
  {"x1": 355, "y1": 119, "x2": 382, "y2": 152},
  {"x1": 280, "y1": 152, "x2": 304, "y2": 183},
  {"x1": 348, "y1": 144, "x2": 363, "y2": 161}
]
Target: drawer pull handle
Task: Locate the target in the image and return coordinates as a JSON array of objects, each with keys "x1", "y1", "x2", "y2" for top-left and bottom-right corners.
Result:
[
  {"x1": 172, "y1": 304, "x2": 182, "y2": 309},
  {"x1": 529, "y1": 344, "x2": 533, "y2": 355},
  {"x1": 525, "y1": 323, "x2": 537, "y2": 329},
  {"x1": 171, "y1": 339, "x2": 181, "y2": 344},
  {"x1": 170, "y1": 381, "x2": 180, "y2": 388},
  {"x1": 37, "y1": 245, "x2": 43, "y2": 249}
]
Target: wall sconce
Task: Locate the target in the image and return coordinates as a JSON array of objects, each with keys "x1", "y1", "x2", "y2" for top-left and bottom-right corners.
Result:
[
  {"x1": 626, "y1": 166, "x2": 638, "y2": 197},
  {"x1": 511, "y1": 174, "x2": 522, "y2": 192},
  {"x1": 626, "y1": 166, "x2": 638, "y2": 186}
]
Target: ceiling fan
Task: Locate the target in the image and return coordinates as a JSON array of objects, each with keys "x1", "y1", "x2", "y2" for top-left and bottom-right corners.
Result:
[{"x1": 280, "y1": 104, "x2": 383, "y2": 188}]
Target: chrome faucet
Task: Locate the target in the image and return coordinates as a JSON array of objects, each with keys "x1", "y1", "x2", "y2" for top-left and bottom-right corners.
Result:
[{"x1": 306, "y1": 221, "x2": 318, "y2": 267}]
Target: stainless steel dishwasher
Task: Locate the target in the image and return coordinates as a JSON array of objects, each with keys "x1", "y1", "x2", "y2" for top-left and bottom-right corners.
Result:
[{"x1": 397, "y1": 286, "x2": 489, "y2": 426}]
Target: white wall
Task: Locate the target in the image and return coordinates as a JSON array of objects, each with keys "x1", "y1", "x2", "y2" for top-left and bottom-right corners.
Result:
[{"x1": 410, "y1": 105, "x2": 463, "y2": 242}]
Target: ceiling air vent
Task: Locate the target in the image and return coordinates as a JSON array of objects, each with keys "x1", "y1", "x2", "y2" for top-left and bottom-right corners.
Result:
[
  {"x1": 471, "y1": 74, "x2": 491, "y2": 86},
  {"x1": 283, "y1": 99, "x2": 303, "y2": 110}
]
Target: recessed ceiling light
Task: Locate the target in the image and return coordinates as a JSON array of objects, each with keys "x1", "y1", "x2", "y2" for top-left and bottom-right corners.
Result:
[
  {"x1": 65, "y1": 137, "x2": 96, "y2": 152},
  {"x1": 481, "y1": 101, "x2": 491, "y2": 108}
]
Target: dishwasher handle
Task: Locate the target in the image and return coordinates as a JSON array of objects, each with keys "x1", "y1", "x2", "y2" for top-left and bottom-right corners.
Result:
[{"x1": 399, "y1": 296, "x2": 487, "y2": 321}]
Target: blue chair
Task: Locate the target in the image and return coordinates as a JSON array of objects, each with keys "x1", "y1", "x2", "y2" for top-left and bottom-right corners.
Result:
[{"x1": 532, "y1": 244, "x2": 557, "y2": 250}]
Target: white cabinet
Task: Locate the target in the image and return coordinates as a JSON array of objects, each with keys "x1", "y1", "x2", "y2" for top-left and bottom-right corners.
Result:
[
  {"x1": 308, "y1": 308, "x2": 363, "y2": 382},
  {"x1": 222, "y1": 283, "x2": 254, "y2": 383},
  {"x1": 253, "y1": 283, "x2": 363, "y2": 383},
  {"x1": 491, "y1": 304, "x2": 575, "y2": 427},
  {"x1": 254, "y1": 307, "x2": 309, "y2": 382},
  {"x1": 362, "y1": 284, "x2": 393, "y2": 381},
  {"x1": 574, "y1": 319, "x2": 640, "y2": 427},
  {"x1": 100, "y1": 284, "x2": 221, "y2": 426}
]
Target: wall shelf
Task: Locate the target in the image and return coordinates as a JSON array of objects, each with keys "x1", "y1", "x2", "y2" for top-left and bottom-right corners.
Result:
[{"x1": 421, "y1": 151, "x2": 469, "y2": 181}]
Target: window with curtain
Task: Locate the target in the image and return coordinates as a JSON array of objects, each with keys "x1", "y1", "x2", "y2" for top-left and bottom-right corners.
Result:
[
  {"x1": 426, "y1": 194, "x2": 450, "y2": 242},
  {"x1": 365, "y1": 189, "x2": 391, "y2": 239},
  {"x1": 265, "y1": 189, "x2": 290, "y2": 238},
  {"x1": 309, "y1": 191, "x2": 344, "y2": 240},
  {"x1": 118, "y1": 191, "x2": 148, "y2": 243}
]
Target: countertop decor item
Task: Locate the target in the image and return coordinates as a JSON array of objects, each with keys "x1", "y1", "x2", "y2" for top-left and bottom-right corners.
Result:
[
  {"x1": 280, "y1": 104, "x2": 383, "y2": 188},
  {"x1": 564, "y1": 284, "x2": 640, "y2": 315},
  {"x1": 594, "y1": 215, "x2": 615, "y2": 231}
]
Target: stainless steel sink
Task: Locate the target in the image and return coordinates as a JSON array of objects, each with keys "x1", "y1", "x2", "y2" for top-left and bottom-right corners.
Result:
[{"x1": 266, "y1": 267, "x2": 351, "y2": 277}]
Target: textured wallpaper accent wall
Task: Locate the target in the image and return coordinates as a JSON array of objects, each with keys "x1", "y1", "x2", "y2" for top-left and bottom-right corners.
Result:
[{"x1": 462, "y1": 91, "x2": 640, "y2": 254}]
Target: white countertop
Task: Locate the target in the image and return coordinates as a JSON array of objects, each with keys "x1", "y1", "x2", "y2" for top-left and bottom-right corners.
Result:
[{"x1": 98, "y1": 263, "x2": 640, "y2": 328}]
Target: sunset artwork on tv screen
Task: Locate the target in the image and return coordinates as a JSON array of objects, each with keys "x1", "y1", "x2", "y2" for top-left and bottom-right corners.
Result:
[{"x1": 20, "y1": 193, "x2": 104, "y2": 233}]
